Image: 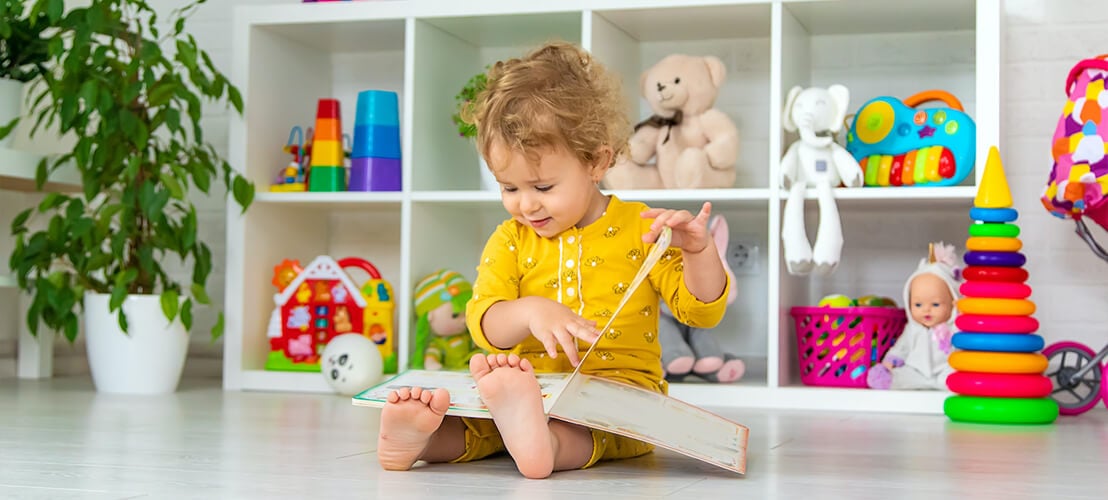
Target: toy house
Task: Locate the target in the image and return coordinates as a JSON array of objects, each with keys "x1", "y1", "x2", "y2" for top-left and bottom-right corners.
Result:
[{"x1": 267, "y1": 255, "x2": 396, "y2": 373}]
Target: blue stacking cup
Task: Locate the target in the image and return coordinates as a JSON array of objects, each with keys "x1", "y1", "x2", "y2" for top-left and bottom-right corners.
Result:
[
  {"x1": 352, "y1": 124, "x2": 401, "y2": 159},
  {"x1": 355, "y1": 90, "x2": 399, "y2": 127}
]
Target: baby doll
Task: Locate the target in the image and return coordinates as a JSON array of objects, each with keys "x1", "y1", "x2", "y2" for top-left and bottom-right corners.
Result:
[
  {"x1": 866, "y1": 242, "x2": 960, "y2": 390},
  {"x1": 411, "y1": 269, "x2": 482, "y2": 371}
]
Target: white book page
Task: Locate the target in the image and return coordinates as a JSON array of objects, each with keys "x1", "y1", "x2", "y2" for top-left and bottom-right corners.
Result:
[{"x1": 352, "y1": 370, "x2": 572, "y2": 419}]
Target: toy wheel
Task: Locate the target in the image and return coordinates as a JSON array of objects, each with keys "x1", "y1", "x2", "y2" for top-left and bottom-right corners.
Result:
[{"x1": 1042, "y1": 341, "x2": 1102, "y2": 415}]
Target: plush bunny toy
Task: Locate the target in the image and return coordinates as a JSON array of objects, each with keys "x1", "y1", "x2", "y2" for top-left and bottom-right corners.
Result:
[
  {"x1": 780, "y1": 85, "x2": 864, "y2": 276},
  {"x1": 659, "y1": 214, "x2": 745, "y2": 383}
]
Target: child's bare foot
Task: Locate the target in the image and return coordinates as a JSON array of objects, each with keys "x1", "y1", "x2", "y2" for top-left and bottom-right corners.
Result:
[
  {"x1": 470, "y1": 353, "x2": 554, "y2": 479},
  {"x1": 377, "y1": 386, "x2": 450, "y2": 470}
]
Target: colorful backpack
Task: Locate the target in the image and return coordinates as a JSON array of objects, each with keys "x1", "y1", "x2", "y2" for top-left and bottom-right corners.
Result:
[{"x1": 1041, "y1": 54, "x2": 1108, "y2": 233}]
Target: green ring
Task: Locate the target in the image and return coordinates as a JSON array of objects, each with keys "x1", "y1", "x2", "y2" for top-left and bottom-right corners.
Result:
[
  {"x1": 968, "y1": 223, "x2": 1020, "y2": 238},
  {"x1": 944, "y1": 395, "x2": 1058, "y2": 424}
]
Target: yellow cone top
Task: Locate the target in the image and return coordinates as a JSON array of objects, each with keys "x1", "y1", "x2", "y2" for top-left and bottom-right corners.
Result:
[{"x1": 974, "y1": 146, "x2": 1013, "y2": 208}]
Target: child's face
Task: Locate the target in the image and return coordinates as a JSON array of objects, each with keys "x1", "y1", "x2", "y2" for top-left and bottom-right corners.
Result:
[
  {"x1": 489, "y1": 142, "x2": 609, "y2": 238},
  {"x1": 908, "y1": 274, "x2": 954, "y2": 328}
]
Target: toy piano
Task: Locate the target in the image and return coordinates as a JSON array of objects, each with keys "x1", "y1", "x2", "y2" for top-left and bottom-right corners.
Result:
[{"x1": 846, "y1": 90, "x2": 976, "y2": 187}]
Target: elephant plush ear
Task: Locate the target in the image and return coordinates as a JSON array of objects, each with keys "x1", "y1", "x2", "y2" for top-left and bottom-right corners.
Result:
[
  {"x1": 782, "y1": 86, "x2": 803, "y2": 132},
  {"x1": 827, "y1": 84, "x2": 850, "y2": 133}
]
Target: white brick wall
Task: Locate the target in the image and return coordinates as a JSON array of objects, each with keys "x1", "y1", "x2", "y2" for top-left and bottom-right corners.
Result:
[{"x1": 2, "y1": 0, "x2": 1106, "y2": 377}]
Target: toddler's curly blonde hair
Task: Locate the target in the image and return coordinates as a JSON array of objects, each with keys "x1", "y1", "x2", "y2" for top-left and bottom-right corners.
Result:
[{"x1": 461, "y1": 41, "x2": 630, "y2": 170}]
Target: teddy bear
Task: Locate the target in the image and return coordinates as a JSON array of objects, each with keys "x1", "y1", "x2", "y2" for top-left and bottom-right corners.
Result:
[
  {"x1": 411, "y1": 269, "x2": 483, "y2": 371},
  {"x1": 603, "y1": 54, "x2": 739, "y2": 190},
  {"x1": 659, "y1": 214, "x2": 745, "y2": 383}
]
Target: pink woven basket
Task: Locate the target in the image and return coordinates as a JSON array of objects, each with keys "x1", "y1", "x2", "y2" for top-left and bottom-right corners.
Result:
[{"x1": 789, "y1": 306, "x2": 908, "y2": 388}]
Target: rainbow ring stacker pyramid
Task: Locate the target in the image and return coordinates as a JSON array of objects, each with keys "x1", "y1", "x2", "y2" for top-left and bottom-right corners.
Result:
[
  {"x1": 308, "y1": 98, "x2": 347, "y2": 192},
  {"x1": 943, "y1": 146, "x2": 1060, "y2": 425},
  {"x1": 349, "y1": 90, "x2": 401, "y2": 192}
]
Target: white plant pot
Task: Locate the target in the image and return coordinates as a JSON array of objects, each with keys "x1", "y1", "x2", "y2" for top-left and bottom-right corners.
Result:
[
  {"x1": 478, "y1": 156, "x2": 499, "y2": 191},
  {"x1": 84, "y1": 293, "x2": 189, "y2": 394},
  {"x1": 0, "y1": 78, "x2": 24, "y2": 148}
]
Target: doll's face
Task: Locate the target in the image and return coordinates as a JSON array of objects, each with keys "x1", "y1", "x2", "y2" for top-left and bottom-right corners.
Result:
[
  {"x1": 427, "y1": 302, "x2": 467, "y2": 337},
  {"x1": 909, "y1": 274, "x2": 954, "y2": 328}
]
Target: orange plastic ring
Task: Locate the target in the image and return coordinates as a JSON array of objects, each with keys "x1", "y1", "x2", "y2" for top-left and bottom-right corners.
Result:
[
  {"x1": 965, "y1": 237, "x2": 1022, "y2": 252},
  {"x1": 902, "y1": 90, "x2": 965, "y2": 111},
  {"x1": 957, "y1": 297, "x2": 1036, "y2": 316},
  {"x1": 948, "y1": 351, "x2": 1048, "y2": 374}
]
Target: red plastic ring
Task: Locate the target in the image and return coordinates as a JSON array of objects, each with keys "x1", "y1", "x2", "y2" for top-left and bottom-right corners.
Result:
[
  {"x1": 946, "y1": 372, "x2": 1052, "y2": 398},
  {"x1": 961, "y1": 266, "x2": 1028, "y2": 283},
  {"x1": 959, "y1": 281, "x2": 1032, "y2": 299},
  {"x1": 955, "y1": 314, "x2": 1039, "y2": 333}
]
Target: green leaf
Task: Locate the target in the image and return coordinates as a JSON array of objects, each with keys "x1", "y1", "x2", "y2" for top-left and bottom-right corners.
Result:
[
  {"x1": 0, "y1": 118, "x2": 18, "y2": 141},
  {"x1": 160, "y1": 290, "x2": 179, "y2": 321},
  {"x1": 109, "y1": 284, "x2": 127, "y2": 312},
  {"x1": 181, "y1": 299, "x2": 193, "y2": 331},
  {"x1": 232, "y1": 176, "x2": 254, "y2": 212},
  {"x1": 191, "y1": 283, "x2": 210, "y2": 305},
  {"x1": 161, "y1": 171, "x2": 184, "y2": 200},
  {"x1": 211, "y1": 313, "x2": 224, "y2": 341},
  {"x1": 149, "y1": 80, "x2": 176, "y2": 107},
  {"x1": 46, "y1": 0, "x2": 63, "y2": 22},
  {"x1": 11, "y1": 208, "x2": 32, "y2": 234}
]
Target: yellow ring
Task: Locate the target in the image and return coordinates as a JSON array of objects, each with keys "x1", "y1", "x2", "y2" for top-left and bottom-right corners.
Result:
[
  {"x1": 957, "y1": 298, "x2": 1036, "y2": 316},
  {"x1": 965, "y1": 236, "x2": 1023, "y2": 252},
  {"x1": 948, "y1": 351, "x2": 1048, "y2": 374}
]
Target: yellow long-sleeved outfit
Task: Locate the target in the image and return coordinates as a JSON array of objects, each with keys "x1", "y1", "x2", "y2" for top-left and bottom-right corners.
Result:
[{"x1": 457, "y1": 195, "x2": 729, "y2": 467}]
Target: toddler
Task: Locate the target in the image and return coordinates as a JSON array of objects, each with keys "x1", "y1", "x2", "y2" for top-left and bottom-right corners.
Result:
[{"x1": 376, "y1": 41, "x2": 731, "y2": 478}]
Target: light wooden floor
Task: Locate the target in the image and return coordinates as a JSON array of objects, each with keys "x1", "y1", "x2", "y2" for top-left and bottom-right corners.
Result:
[{"x1": 2, "y1": 377, "x2": 1106, "y2": 499}]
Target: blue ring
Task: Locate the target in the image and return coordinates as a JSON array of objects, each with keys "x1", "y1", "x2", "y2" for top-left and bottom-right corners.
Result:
[
  {"x1": 951, "y1": 332, "x2": 1045, "y2": 353},
  {"x1": 964, "y1": 251, "x2": 1026, "y2": 267},
  {"x1": 969, "y1": 207, "x2": 1019, "y2": 223}
]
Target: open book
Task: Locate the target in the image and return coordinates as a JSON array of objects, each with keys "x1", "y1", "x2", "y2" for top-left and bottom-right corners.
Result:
[{"x1": 352, "y1": 228, "x2": 749, "y2": 474}]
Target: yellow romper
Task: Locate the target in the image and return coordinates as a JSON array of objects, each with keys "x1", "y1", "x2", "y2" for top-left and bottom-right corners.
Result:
[{"x1": 460, "y1": 195, "x2": 729, "y2": 468}]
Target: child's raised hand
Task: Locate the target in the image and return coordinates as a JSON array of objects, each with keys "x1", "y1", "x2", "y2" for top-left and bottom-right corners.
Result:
[
  {"x1": 526, "y1": 297, "x2": 600, "y2": 366},
  {"x1": 641, "y1": 202, "x2": 713, "y2": 254}
]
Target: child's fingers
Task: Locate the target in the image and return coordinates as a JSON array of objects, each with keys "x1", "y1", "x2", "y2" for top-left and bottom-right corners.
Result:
[
  {"x1": 539, "y1": 334, "x2": 559, "y2": 360},
  {"x1": 554, "y1": 328, "x2": 581, "y2": 366},
  {"x1": 570, "y1": 321, "x2": 600, "y2": 344}
]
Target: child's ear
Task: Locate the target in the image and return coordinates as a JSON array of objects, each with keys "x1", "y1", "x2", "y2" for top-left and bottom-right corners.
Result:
[{"x1": 590, "y1": 146, "x2": 614, "y2": 182}]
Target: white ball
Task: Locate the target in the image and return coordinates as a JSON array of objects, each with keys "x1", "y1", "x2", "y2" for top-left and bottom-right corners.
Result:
[{"x1": 321, "y1": 333, "x2": 383, "y2": 396}]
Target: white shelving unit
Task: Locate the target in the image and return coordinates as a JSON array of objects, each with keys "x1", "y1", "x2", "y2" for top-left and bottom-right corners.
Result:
[{"x1": 224, "y1": 0, "x2": 1001, "y2": 414}]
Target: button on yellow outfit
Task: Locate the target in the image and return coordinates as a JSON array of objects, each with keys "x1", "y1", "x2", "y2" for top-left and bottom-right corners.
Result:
[{"x1": 457, "y1": 196, "x2": 729, "y2": 467}]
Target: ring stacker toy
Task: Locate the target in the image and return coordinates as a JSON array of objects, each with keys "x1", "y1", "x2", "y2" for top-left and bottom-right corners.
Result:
[
  {"x1": 964, "y1": 237, "x2": 1022, "y2": 252},
  {"x1": 955, "y1": 314, "x2": 1039, "y2": 334},
  {"x1": 948, "y1": 351, "x2": 1049, "y2": 374},
  {"x1": 960, "y1": 266, "x2": 1028, "y2": 283},
  {"x1": 946, "y1": 372, "x2": 1053, "y2": 398},
  {"x1": 952, "y1": 332, "x2": 1045, "y2": 353},
  {"x1": 968, "y1": 223, "x2": 1020, "y2": 238},
  {"x1": 944, "y1": 146, "x2": 1058, "y2": 424},
  {"x1": 944, "y1": 396, "x2": 1059, "y2": 424}
]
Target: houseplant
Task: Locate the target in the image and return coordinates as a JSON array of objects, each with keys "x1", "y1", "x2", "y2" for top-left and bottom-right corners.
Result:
[
  {"x1": 0, "y1": 0, "x2": 54, "y2": 144},
  {"x1": 5, "y1": 0, "x2": 254, "y2": 393},
  {"x1": 451, "y1": 68, "x2": 497, "y2": 190}
]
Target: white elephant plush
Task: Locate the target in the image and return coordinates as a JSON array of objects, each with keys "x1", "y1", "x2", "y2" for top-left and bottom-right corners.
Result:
[{"x1": 780, "y1": 85, "x2": 864, "y2": 276}]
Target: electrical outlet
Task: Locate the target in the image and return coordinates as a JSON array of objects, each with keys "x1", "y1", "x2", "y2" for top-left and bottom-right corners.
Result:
[{"x1": 726, "y1": 237, "x2": 759, "y2": 275}]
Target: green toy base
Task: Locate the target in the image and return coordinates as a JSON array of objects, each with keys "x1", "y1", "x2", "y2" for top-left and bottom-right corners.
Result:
[
  {"x1": 265, "y1": 350, "x2": 321, "y2": 372},
  {"x1": 944, "y1": 395, "x2": 1059, "y2": 425},
  {"x1": 308, "y1": 166, "x2": 346, "y2": 192}
]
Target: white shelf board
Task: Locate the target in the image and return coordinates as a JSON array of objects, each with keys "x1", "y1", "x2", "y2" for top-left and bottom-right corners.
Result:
[
  {"x1": 255, "y1": 191, "x2": 404, "y2": 209},
  {"x1": 410, "y1": 190, "x2": 502, "y2": 203},
  {"x1": 783, "y1": 0, "x2": 976, "y2": 35},
  {"x1": 252, "y1": 18, "x2": 406, "y2": 53},
  {"x1": 783, "y1": 185, "x2": 977, "y2": 202},
  {"x1": 0, "y1": 147, "x2": 80, "y2": 190},
  {"x1": 594, "y1": 2, "x2": 771, "y2": 41},
  {"x1": 240, "y1": 369, "x2": 337, "y2": 394},
  {"x1": 610, "y1": 188, "x2": 772, "y2": 204},
  {"x1": 670, "y1": 383, "x2": 950, "y2": 415}
]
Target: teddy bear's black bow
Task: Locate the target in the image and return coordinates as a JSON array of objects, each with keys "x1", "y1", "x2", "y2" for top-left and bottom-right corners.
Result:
[{"x1": 633, "y1": 110, "x2": 683, "y2": 145}]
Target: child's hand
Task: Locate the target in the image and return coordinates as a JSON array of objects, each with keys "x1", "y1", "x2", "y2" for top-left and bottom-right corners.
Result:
[
  {"x1": 641, "y1": 202, "x2": 713, "y2": 254},
  {"x1": 526, "y1": 297, "x2": 600, "y2": 366}
]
